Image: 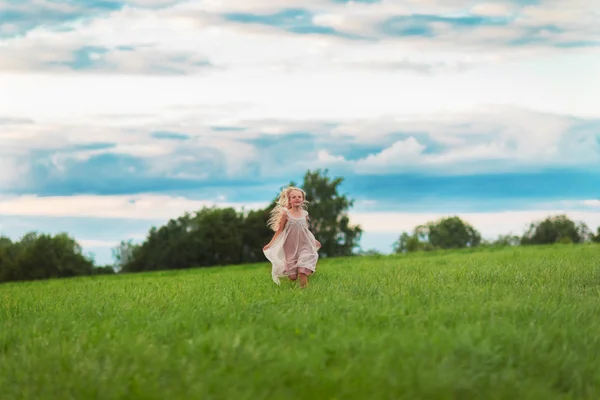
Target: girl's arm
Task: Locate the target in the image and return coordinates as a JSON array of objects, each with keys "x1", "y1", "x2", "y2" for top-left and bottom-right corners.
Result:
[{"x1": 263, "y1": 211, "x2": 287, "y2": 250}]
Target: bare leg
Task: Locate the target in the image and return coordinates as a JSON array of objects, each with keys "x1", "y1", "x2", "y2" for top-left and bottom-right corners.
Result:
[
  {"x1": 299, "y1": 273, "x2": 308, "y2": 288},
  {"x1": 288, "y1": 274, "x2": 298, "y2": 281}
]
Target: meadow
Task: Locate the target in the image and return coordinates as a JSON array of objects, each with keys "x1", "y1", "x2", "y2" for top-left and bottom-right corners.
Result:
[{"x1": 1, "y1": 245, "x2": 599, "y2": 399}]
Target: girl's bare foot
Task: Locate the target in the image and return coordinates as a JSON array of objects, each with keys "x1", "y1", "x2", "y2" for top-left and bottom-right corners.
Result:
[{"x1": 299, "y1": 273, "x2": 308, "y2": 288}]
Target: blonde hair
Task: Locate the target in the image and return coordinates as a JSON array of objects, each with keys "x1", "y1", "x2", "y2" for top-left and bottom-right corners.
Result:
[{"x1": 266, "y1": 186, "x2": 308, "y2": 231}]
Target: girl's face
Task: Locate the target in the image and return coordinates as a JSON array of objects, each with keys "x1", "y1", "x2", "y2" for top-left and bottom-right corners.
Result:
[{"x1": 288, "y1": 190, "x2": 304, "y2": 207}]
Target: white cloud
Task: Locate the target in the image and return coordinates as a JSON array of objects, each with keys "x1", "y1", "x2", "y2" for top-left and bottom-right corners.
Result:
[
  {"x1": 351, "y1": 210, "x2": 600, "y2": 239},
  {"x1": 469, "y1": 3, "x2": 516, "y2": 17},
  {"x1": 357, "y1": 137, "x2": 426, "y2": 167},
  {"x1": 311, "y1": 106, "x2": 599, "y2": 174},
  {"x1": 0, "y1": 112, "x2": 263, "y2": 182},
  {"x1": 317, "y1": 150, "x2": 345, "y2": 164},
  {"x1": 0, "y1": 0, "x2": 598, "y2": 189},
  {"x1": 0, "y1": 157, "x2": 26, "y2": 189},
  {"x1": 0, "y1": 194, "x2": 269, "y2": 219},
  {"x1": 182, "y1": 0, "x2": 328, "y2": 14},
  {"x1": 1, "y1": 0, "x2": 599, "y2": 77},
  {"x1": 125, "y1": 0, "x2": 182, "y2": 6},
  {"x1": 196, "y1": 138, "x2": 258, "y2": 176},
  {"x1": 2, "y1": 1, "x2": 600, "y2": 127},
  {"x1": 0, "y1": 105, "x2": 597, "y2": 186}
]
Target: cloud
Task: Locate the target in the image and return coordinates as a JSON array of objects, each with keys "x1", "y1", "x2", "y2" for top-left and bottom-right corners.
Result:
[
  {"x1": 352, "y1": 137, "x2": 426, "y2": 167},
  {"x1": 0, "y1": 106, "x2": 598, "y2": 197},
  {"x1": 0, "y1": 40, "x2": 214, "y2": 75},
  {"x1": 222, "y1": 8, "x2": 367, "y2": 40},
  {"x1": 583, "y1": 200, "x2": 600, "y2": 207},
  {"x1": 0, "y1": 194, "x2": 268, "y2": 219},
  {"x1": 313, "y1": 107, "x2": 600, "y2": 174},
  {"x1": 470, "y1": 3, "x2": 517, "y2": 17},
  {"x1": 0, "y1": 0, "x2": 124, "y2": 38},
  {"x1": 0, "y1": 156, "x2": 27, "y2": 190},
  {"x1": 0, "y1": 0, "x2": 188, "y2": 38},
  {"x1": 379, "y1": 13, "x2": 510, "y2": 38},
  {"x1": 351, "y1": 209, "x2": 600, "y2": 239},
  {"x1": 53, "y1": 45, "x2": 213, "y2": 75},
  {"x1": 0, "y1": 116, "x2": 34, "y2": 125},
  {"x1": 2, "y1": 0, "x2": 599, "y2": 80},
  {"x1": 150, "y1": 131, "x2": 190, "y2": 140},
  {"x1": 558, "y1": 199, "x2": 600, "y2": 209}
]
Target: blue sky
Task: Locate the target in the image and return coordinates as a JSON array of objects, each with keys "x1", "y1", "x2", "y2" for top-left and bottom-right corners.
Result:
[{"x1": 0, "y1": 0, "x2": 599, "y2": 264}]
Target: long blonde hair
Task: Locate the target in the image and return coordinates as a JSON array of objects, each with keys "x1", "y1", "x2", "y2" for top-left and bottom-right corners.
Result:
[{"x1": 266, "y1": 186, "x2": 308, "y2": 231}]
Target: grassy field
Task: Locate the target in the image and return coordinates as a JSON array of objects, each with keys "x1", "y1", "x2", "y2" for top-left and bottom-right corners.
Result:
[{"x1": 1, "y1": 245, "x2": 600, "y2": 399}]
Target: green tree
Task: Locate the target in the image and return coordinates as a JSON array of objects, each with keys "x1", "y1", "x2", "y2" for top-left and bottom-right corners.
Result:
[
  {"x1": 590, "y1": 227, "x2": 600, "y2": 243},
  {"x1": 482, "y1": 234, "x2": 521, "y2": 248},
  {"x1": 1, "y1": 231, "x2": 95, "y2": 284},
  {"x1": 241, "y1": 208, "x2": 273, "y2": 262},
  {"x1": 118, "y1": 207, "x2": 255, "y2": 273},
  {"x1": 93, "y1": 265, "x2": 116, "y2": 275},
  {"x1": 393, "y1": 232, "x2": 430, "y2": 253},
  {"x1": 0, "y1": 236, "x2": 16, "y2": 282},
  {"x1": 115, "y1": 169, "x2": 363, "y2": 273},
  {"x1": 357, "y1": 248, "x2": 383, "y2": 256},
  {"x1": 112, "y1": 239, "x2": 140, "y2": 273},
  {"x1": 521, "y1": 214, "x2": 590, "y2": 245},
  {"x1": 418, "y1": 216, "x2": 482, "y2": 249},
  {"x1": 393, "y1": 216, "x2": 481, "y2": 253}
]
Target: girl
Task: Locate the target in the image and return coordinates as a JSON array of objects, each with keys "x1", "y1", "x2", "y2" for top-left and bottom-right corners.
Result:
[{"x1": 263, "y1": 186, "x2": 321, "y2": 288}]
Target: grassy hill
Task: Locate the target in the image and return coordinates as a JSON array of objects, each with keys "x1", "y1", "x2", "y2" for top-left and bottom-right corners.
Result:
[{"x1": 1, "y1": 245, "x2": 599, "y2": 399}]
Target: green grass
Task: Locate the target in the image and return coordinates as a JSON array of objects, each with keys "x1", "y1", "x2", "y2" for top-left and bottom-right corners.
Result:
[{"x1": 2, "y1": 245, "x2": 600, "y2": 399}]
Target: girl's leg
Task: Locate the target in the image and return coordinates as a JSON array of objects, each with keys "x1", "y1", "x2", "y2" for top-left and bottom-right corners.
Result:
[
  {"x1": 296, "y1": 266, "x2": 313, "y2": 288},
  {"x1": 285, "y1": 260, "x2": 297, "y2": 282},
  {"x1": 299, "y1": 273, "x2": 308, "y2": 288}
]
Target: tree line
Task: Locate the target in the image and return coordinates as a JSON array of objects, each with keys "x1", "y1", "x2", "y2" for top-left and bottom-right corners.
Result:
[
  {"x1": 0, "y1": 232, "x2": 115, "y2": 283},
  {"x1": 391, "y1": 214, "x2": 599, "y2": 254},
  {"x1": 1, "y1": 169, "x2": 599, "y2": 284}
]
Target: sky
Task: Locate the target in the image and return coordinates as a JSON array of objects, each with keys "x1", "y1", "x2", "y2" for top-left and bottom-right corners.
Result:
[{"x1": 0, "y1": 0, "x2": 599, "y2": 265}]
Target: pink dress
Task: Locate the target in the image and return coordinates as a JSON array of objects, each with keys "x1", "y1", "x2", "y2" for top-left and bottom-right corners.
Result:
[{"x1": 263, "y1": 208, "x2": 320, "y2": 284}]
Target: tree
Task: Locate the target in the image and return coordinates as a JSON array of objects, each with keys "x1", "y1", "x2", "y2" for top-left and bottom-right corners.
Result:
[
  {"x1": 521, "y1": 214, "x2": 591, "y2": 245},
  {"x1": 393, "y1": 232, "x2": 433, "y2": 253},
  {"x1": 112, "y1": 239, "x2": 140, "y2": 273},
  {"x1": 93, "y1": 265, "x2": 117, "y2": 275},
  {"x1": 241, "y1": 207, "x2": 273, "y2": 263},
  {"x1": 0, "y1": 231, "x2": 96, "y2": 284},
  {"x1": 0, "y1": 236, "x2": 16, "y2": 282},
  {"x1": 482, "y1": 234, "x2": 521, "y2": 247},
  {"x1": 591, "y1": 227, "x2": 600, "y2": 243},
  {"x1": 114, "y1": 169, "x2": 363, "y2": 273},
  {"x1": 117, "y1": 207, "x2": 258, "y2": 273},
  {"x1": 418, "y1": 216, "x2": 481, "y2": 249},
  {"x1": 357, "y1": 249, "x2": 383, "y2": 256},
  {"x1": 393, "y1": 216, "x2": 481, "y2": 253}
]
